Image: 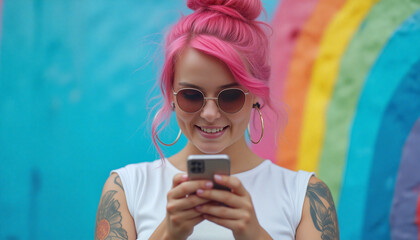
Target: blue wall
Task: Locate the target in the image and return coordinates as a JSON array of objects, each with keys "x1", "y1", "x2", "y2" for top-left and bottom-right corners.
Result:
[{"x1": 0, "y1": 1, "x2": 279, "y2": 239}]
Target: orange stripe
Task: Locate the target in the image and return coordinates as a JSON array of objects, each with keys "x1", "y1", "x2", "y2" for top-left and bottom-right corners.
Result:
[{"x1": 276, "y1": 0, "x2": 346, "y2": 169}]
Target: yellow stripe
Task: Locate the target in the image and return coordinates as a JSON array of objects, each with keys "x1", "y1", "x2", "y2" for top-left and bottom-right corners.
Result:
[{"x1": 297, "y1": 0, "x2": 379, "y2": 173}]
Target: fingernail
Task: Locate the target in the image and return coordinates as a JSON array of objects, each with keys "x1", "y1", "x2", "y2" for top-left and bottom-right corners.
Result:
[
  {"x1": 181, "y1": 174, "x2": 188, "y2": 180},
  {"x1": 214, "y1": 174, "x2": 222, "y2": 181},
  {"x1": 197, "y1": 189, "x2": 204, "y2": 195},
  {"x1": 205, "y1": 181, "x2": 213, "y2": 188}
]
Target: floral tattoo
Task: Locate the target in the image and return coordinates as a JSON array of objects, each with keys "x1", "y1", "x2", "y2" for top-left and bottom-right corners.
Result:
[
  {"x1": 114, "y1": 175, "x2": 124, "y2": 191},
  {"x1": 95, "y1": 190, "x2": 128, "y2": 240},
  {"x1": 306, "y1": 181, "x2": 339, "y2": 240}
]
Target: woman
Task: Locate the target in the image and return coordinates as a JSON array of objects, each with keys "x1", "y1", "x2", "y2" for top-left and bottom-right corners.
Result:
[{"x1": 95, "y1": 0, "x2": 339, "y2": 239}]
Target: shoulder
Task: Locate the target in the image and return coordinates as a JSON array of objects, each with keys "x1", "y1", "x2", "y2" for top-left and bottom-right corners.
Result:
[
  {"x1": 306, "y1": 176, "x2": 335, "y2": 201},
  {"x1": 111, "y1": 159, "x2": 168, "y2": 197},
  {"x1": 262, "y1": 161, "x2": 314, "y2": 187},
  {"x1": 113, "y1": 159, "x2": 162, "y2": 174},
  {"x1": 295, "y1": 176, "x2": 340, "y2": 240},
  {"x1": 254, "y1": 161, "x2": 314, "y2": 199},
  {"x1": 112, "y1": 160, "x2": 165, "y2": 184},
  {"x1": 111, "y1": 159, "x2": 177, "y2": 210},
  {"x1": 95, "y1": 172, "x2": 137, "y2": 239}
]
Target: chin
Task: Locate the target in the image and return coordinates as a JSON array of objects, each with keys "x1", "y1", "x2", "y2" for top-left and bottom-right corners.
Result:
[{"x1": 195, "y1": 144, "x2": 226, "y2": 155}]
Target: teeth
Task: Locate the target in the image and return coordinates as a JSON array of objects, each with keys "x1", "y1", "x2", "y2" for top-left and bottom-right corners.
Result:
[{"x1": 200, "y1": 127, "x2": 224, "y2": 133}]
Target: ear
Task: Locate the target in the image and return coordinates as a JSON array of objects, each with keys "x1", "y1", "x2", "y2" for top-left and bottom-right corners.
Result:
[
  {"x1": 170, "y1": 84, "x2": 176, "y2": 111},
  {"x1": 251, "y1": 95, "x2": 261, "y2": 108},
  {"x1": 253, "y1": 102, "x2": 261, "y2": 109}
]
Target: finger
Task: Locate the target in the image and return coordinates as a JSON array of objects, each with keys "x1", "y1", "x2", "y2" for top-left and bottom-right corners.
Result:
[
  {"x1": 196, "y1": 188, "x2": 244, "y2": 208},
  {"x1": 214, "y1": 175, "x2": 248, "y2": 196},
  {"x1": 168, "y1": 207, "x2": 203, "y2": 221},
  {"x1": 189, "y1": 215, "x2": 205, "y2": 226},
  {"x1": 169, "y1": 180, "x2": 214, "y2": 199},
  {"x1": 167, "y1": 195, "x2": 211, "y2": 212},
  {"x1": 172, "y1": 173, "x2": 188, "y2": 188},
  {"x1": 202, "y1": 214, "x2": 239, "y2": 231},
  {"x1": 196, "y1": 203, "x2": 244, "y2": 220}
]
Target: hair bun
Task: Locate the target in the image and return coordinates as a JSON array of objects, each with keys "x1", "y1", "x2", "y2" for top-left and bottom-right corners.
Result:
[{"x1": 187, "y1": 0, "x2": 262, "y2": 21}]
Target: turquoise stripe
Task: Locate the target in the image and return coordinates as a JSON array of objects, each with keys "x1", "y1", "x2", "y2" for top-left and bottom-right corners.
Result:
[{"x1": 339, "y1": 9, "x2": 420, "y2": 240}]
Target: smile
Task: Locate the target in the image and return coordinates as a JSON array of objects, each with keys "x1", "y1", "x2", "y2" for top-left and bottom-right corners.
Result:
[
  {"x1": 196, "y1": 125, "x2": 228, "y2": 139},
  {"x1": 200, "y1": 126, "x2": 225, "y2": 133}
]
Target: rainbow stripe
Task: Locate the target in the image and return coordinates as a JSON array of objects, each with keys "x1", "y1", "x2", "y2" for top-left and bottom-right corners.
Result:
[
  {"x1": 276, "y1": 0, "x2": 346, "y2": 170},
  {"x1": 262, "y1": 0, "x2": 319, "y2": 159},
  {"x1": 298, "y1": 0, "x2": 377, "y2": 175},
  {"x1": 391, "y1": 118, "x2": 420, "y2": 238},
  {"x1": 417, "y1": 193, "x2": 420, "y2": 237},
  {"x1": 253, "y1": 1, "x2": 420, "y2": 239}
]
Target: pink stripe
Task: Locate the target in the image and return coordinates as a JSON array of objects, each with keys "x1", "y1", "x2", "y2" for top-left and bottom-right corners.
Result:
[
  {"x1": 269, "y1": 0, "x2": 320, "y2": 97},
  {"x1": 417, "y1": 193, "x2": 420, "y2": 240},
  {"x1": 252, "y1": 0, "x2": 320, "y2": 161}
]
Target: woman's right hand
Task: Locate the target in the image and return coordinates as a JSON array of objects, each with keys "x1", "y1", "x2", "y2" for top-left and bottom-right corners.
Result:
[{"x1": 150, "y1": 173, "x2": 213, "y2": 240}]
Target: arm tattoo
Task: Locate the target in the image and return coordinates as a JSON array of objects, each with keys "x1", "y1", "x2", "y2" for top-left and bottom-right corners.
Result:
[
  {"x1": 306, "y1": 182, "x2": 339, "y2": 240},
  {"x1": 95, "y1": 190, "x2": 128, "y2": 240},
  {"x1": 114, "y1": 175, "x2": 124, "y2": 191}
]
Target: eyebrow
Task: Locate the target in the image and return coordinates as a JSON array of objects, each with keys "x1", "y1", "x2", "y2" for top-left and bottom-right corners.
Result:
[{"x1": 178, "y1": 82, "x2": 239, "y2": 90}]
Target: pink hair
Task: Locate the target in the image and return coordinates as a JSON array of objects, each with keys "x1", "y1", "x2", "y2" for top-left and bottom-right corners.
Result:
[{"x1": 151, "y1": 0, "x2": 285, "y2": 159}]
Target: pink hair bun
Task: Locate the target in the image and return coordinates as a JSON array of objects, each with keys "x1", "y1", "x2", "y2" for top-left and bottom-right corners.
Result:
[{"x1": 186, "y1": 0, "x2": 262, "y2": 21}]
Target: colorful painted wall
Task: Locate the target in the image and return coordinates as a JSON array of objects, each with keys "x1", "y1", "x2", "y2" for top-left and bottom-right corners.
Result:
[
  {"x1": 1, "y1": 0, "x2": 419, "y2": 239},
  {"x1": 253, "y1": 0, "x2": 420, "y2": 239}
]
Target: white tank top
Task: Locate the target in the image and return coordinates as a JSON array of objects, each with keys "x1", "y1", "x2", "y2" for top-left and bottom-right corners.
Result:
[{"x1": 112, "y1": 159, "x2": 313, "y2": 239}]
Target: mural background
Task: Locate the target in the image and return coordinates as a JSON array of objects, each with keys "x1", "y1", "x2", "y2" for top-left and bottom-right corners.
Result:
[{"x1": 1, "y1": 0, "x2": 419, "y2": 239}]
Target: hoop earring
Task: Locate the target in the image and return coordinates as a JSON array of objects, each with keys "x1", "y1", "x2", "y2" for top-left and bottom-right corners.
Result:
[
  {"x1": 247, "y1": 103, "x2": 264, "y2": 144},
  {"x1": 156, "y1": 129, "x2": 182, "y2": 146}
]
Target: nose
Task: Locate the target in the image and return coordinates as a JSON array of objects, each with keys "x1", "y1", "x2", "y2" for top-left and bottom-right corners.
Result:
[{"x1": 200, "y1": 99, "x2": 221, "y2": 122}]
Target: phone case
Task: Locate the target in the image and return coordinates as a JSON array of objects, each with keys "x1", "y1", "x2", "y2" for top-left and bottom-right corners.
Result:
[{"x1": 187, "y1": 154, "x2": 231, "y2": 191}]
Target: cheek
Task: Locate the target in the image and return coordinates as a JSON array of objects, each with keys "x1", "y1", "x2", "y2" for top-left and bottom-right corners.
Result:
[
  {"x1": 230, "y1": 111, "x2": 252, "y2": 131},
  {"x1": 175, "y1": 112, "x2": 196, "y2": 133},
  {"x1": 236, "y1": 100, "x2": 254, "y2": 125}
]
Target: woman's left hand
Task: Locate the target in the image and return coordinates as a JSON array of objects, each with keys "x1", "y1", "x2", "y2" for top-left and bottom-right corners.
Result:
[{"x1": 195, "y1": 174, "x2": 272, "y2": 240}]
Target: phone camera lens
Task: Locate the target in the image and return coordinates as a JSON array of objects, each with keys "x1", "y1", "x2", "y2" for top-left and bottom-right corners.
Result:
[{"x1": 191, "y1": 160, "x2": 204, "y2": 173}]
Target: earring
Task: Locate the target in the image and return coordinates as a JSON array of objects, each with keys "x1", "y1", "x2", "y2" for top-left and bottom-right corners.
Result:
[
  {"x1": 247, "y1": 103, "x2": 264, "y2": 144},
  {"x1": 171, "y1": 102, "x2": 175, "y2": 111},
  {"x1": 156, "y1": 129, "x2": 182, "y2": 146}
]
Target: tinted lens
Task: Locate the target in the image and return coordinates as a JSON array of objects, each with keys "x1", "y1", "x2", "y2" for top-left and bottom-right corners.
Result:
[
  {"x1": 218, "y1": 89, "x2": 246, "y2": 113},
  {"x1": 176, "y1": 89, "x2": 204, "y2": 112}
]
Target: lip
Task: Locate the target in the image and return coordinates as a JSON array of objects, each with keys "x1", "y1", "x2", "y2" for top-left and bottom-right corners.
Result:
[{"x1": 196, "y1": 125, "x2": 228, "y2": 139}]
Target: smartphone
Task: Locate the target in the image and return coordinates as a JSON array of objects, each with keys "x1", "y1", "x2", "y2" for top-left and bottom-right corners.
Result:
[{"x1": 187, "y1": 154, "x2": 231, "y2": 191}]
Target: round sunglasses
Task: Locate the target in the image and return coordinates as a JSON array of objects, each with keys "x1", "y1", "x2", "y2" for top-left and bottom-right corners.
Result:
[{"x1": 173, "y1": 88, "x2": 249, "y2": 113}]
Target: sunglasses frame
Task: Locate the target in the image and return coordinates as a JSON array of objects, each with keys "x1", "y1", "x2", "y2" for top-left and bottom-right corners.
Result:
[{"x1": 172, "y1": 87, "x2": 250, "y2": 114}]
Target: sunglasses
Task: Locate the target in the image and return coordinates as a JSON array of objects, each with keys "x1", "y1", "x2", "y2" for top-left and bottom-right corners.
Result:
[{"x1": 173, "y1": 88, "x2": 249, "y2": 113}]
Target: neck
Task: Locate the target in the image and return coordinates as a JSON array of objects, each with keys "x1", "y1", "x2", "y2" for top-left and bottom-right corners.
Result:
[{"x1": 168, "y1": 137, "x2": 264, "y2": 174}]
